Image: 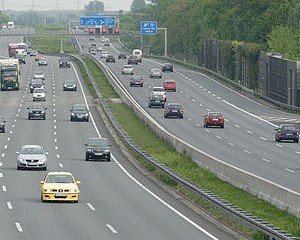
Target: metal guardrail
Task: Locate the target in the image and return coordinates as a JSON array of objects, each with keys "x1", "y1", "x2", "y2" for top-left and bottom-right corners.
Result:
[{"x1": 70, "y1": 53, "x2": 299, "y2": 240}]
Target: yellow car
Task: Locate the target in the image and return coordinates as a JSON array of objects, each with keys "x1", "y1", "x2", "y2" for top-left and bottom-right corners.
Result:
[{"x1": 40, "y1": 172, "x2": 81, "y2": 203}]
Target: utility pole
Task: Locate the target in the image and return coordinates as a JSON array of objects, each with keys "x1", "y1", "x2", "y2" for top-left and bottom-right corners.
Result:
[{"x1": 1, "y1": 0, "x2": 4, "y2": 13}]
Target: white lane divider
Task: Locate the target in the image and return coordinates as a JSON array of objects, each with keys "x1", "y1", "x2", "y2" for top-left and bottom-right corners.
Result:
[
  {"x1": 247, "y1": 130, "x2": 252, "y2": 134},
  {"x1": 87, "y1": 203, "x2": 95, "y2": 211},
  {"x1": 59, "y1": 163, "x2": 63, "y2": 168},
  {"x1": 228, "y1": 143, "x2": 235, "y2": 146},
  {"x1": 55, "y1": 146, "x2": 58, "y2": 150},
  {"x1": 56, "y1": 154, "x2": 60, "y2": 159},
  {"x1": 106, "y1": 224, "x2": 117, "y2": 234},
  {"x1": 0, "y1": 162, "x2": 2, "y2": 166},
  {"x1": 276, "y1": 144, "x2": 282, "y2": 148},
  {"x1": 260, "y1": 137, "x2": 267, "y2": 141},
  {"x1": 295, "y1": 151, "x2": 300, "y2": 155},
  {"x1": 262, "y1": 158, "x2": 271, "y2": 163},
  {"x1": 216, "y1": 136, "x2": 222, "y2": 139},
  {"x1": 15, "y1": 222, "x2": 23, "y2": 232},
  {"x1": 243, "y1": 150, "x2": 251, "y2": 154},
  {"x1": 7, "y1": 202, "x2": 13, "y2": 209},
  {"x1": 4, "y1": 145, "x2": 7, "y2": 149},
  {"x1": 234, "y1": 125, "x2": 240, "y2": 128},
  {"x1": 2, "y1": 186, "x2": 6, "y2": 191},
  {"x1": 0, "y1": 173, "x2": 3, "y2": 178},
  {"x1": 1, "y1": 153, "x2": 5, "y2": 157},
  {"x1": 285, "y1": 168, "x2": 295, "y2": 173}
]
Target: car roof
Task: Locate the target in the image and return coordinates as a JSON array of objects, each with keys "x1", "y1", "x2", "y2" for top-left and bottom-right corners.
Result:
[
  {"x1": 21, "y1": 145, "x2": 43, "y2": 148},
  {"x1": 47, "y1": 172, "x2": 73, "y2": 176},
  {"x1": 72, "y1": 103, "x2": 86, "y2": 107},
  {"x1": 167, "y1": 103, "x2": 181, "y2": 106},
  {"x1": 151, "y1": 69, "x2": 161, "y2": 71},
  {"x1": 164, "y1": 80, "x2": 175, "y2": 83},
  {"x1": 279, "y1": 124, "x2": 296, "y2": 127}
]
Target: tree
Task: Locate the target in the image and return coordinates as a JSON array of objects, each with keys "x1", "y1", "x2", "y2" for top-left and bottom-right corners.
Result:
[
  {"x1": 130, "y1": 0, "x2": 147, "y2": 13},
  {"x1": 83, "y1": 1, "x2": 104, "y2": 16}
]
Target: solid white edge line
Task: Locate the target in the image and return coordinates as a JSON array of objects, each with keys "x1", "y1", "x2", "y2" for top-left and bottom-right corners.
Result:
[{"x1": 72, "y1": 61, "x2": 219, "y2": 240}]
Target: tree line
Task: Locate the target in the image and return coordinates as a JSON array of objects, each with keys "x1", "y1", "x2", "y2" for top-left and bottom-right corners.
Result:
[{"x1": 124, "y1": 0, "x2": 300, "y2": 60}]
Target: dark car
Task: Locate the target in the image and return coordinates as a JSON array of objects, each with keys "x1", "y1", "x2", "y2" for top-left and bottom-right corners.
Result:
[
  {"x1": 164, "y1": 103, "x2": 183, "y2": 118},
  {"x1": 70, "y1": 104, "x2": 89, "y2": 122},
  {"x1": 162, "y1": 63, "x2": 174, "y2": 72},
  {"x1": 118, "y1": 53, "x2": 126, "y2": 59},
  {"x1": 204, "y1": 112, "x2": 224, "y2": 128},
  {"x1": 130, "y1": 76, "x2": 143, "y2": 87},
  {"x1": 29, "y1": 79, "x2": 44, "y2": 93},
  {"x1": 27, "y1": 103, "x2": 47, "y2": 120},
  {"x1": 127, "y1": 55, "x2": 138, "y2": 65},
  {"x1": 85, "y1": 138, "x2": 111, "y2": 161},
  {"x1": 106, "y1": 55, "x2": 115, "y2": 63},
  {"x1": 275, "y1": 124, "x2": 299, "y2": 143},
  {"x1": 63, "y1": 79, "x2": 77, "y2": 91},
  {"x1": 59, "y1": 57, "x2": 71, "y2": 68},
  {"x1": 0, "y1": 116, "x2": 6, "y2": 133},
  {"x1": 148, "y1": 93, "x2": 165, "y2": 108}
]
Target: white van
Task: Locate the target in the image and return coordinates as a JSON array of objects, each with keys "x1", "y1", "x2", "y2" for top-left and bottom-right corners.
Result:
[{"x1": 133, "y1": 49, "x2": 142, "y2": 62}]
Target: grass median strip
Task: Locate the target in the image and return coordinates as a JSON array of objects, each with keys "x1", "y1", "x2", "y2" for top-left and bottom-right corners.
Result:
[{"x1": 77, "y1": 56, "x2": 300, "y2": 239}]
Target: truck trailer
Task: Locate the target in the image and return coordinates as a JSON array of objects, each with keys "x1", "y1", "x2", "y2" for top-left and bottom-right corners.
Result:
[{"x1": 0, "y1": 59, "x2": 20, "y2": 91}]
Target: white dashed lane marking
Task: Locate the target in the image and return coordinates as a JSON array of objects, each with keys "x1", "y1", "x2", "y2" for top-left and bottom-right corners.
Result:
[
  {"x1": 7, "y1": 202, "x2": 13, "y2": 209},
  {"x1": 87, "y1": 203, "x2": 95, "y2": 210},
  {"x1": 285, "y1": 168, "x2": 295, "y2": 173},
  {"x1": 15, "y1": 222, "x2": 23, "y2": 232},
  {"x1": 2, "y1": 186, "x2": 6, "y2": 191},
  {"x1": 106, "y1": 224, "x2": 117, "y2": 234},
  {"x1": 262, "y1": 158, "x2": 271, "y2": 163}
]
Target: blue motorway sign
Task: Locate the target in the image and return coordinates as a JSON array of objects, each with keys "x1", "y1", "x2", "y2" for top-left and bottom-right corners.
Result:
[
  {"x1": 80, "y1": 17, "x2": 116, "y2": 26},
  {"x1": 141, "y1": 21, "x2": 157, "y2": 34}
]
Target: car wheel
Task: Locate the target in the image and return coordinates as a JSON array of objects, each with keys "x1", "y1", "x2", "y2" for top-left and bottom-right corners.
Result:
[
  {"x1": 17, "y1": 165, "x2": 22, "y2": 170},
  {"x1": 180, "y1": 115, "x2": 183, "y2": 118},
  {"x1": 63, "y1": 87, "x2": 66, "y2": 91},
  {"x1": 107, "y1": 155, "x2": 111, "y2": 162},
  {"x1": 70, "y1": 116, "x2": 73, "y2": 121},
  {"x1": 85, "y1": 154, "x2": 89, "y2": 161},
  {"x1": 28, "y1": 115, "x2": 31, "y2": 120},
  {"x1": 42, "y1": 167, "x2": 47, "y2": 171},
  {"x1": 86, "y1": 117, "x2": 89, "y2": 122},
  {"x1": 164, "y1": 114, "x2": 167, "y2": 118},
  {"x1": 141, "y1": 84, "x2": 143, "y2": 87},
  {"x1": 221, "y1": 124, "x2": 224, "y2": 128},
  {"x1": 74, "y1": 87, "x2": 77, "y2": 91},
  {"x1": 43, "y1": 116, "x2": 46, "y2": 120},
  {"x1": 122, "y1": 72, "x2": 124, "y2": 74},
  {"x1": 295, "y1": 139, "x2": 299, "y2": 143},
  {"x1": 162, "y1": 105, "x2": 165, "y2": 108},
  {"x1": 174, "y1": 89, "x2": 176, "y2": 92},
  {"x1": 2, "y1": 129, "x2": 5, "y2": 133},
  {"x1": 74, "y1": 200, "x2": 79, "y2": 203},
  {"x1": 148, "y1": 104, "x2": 151, "y2": 108},
  {"x1": 278, "y1": 138, "x2": 281, "y2": 142}
]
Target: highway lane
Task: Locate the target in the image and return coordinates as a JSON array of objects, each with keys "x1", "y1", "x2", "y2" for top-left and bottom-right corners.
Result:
[
  {"x1": 0, "y1": 35, "x2": 237, "y2": 239},
  {"x1": 77, "y1": 34, "x2": 300, "y2": 193}
]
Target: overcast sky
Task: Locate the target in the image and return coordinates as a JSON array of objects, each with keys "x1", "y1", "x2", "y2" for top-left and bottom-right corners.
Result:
[{"x1": 4, "y1": 0, "x2": 133, "y2": 12}]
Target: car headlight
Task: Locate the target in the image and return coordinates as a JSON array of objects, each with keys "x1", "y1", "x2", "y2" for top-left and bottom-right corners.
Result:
[
  {"x1": 87, "y1": 148, "x2": 92, "y2": 152},
  {"x1": 70, "y1": 189, "x2": 77, "y2": 193},
  {"x1": 29, "y1": 111, "x2": 33, "y2": 113},
  {"x1": 71, "y1": 113, "x2": 75, "y2": 116},
  {"x1": 41, "y1": 111, "x2": 45, "y2": 114},
  {"x1": 84, "y1": 113, "x2": 89, "y2": 117},
  {"x1": 43, "y1": 189, "x2": 49, "y2": 192},
  {"x1": 104, "y1": 150, "x2": 110, "y2": 153},
  {"x1": 19, "y1": 158, "x2": 25, "y2": 163},
  {"x1": 40, "y1": 158, "x2": 46, "y2": 163}
]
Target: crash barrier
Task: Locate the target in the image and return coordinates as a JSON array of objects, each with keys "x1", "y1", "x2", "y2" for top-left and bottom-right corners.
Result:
[{"x1": 71, "y1": 53, "x2": 300, "y2": 240}]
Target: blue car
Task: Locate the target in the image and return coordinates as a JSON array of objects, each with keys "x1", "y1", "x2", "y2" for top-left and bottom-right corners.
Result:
[{"x1": 275, "y1": 124, "x2": 299, "y2": 143}]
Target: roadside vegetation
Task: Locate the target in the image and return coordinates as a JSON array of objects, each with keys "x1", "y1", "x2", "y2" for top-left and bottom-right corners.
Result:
[
  {"x1": 76, "y1": 56, "x2": 300, "y2": 239},
  {"x1": 27, "y1": 26, "x2": 78, "y2": 54}
]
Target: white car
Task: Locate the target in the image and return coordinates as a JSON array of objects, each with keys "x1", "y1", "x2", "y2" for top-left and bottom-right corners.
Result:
[
  {"x1": 33, "y1": 88, "x2": 46, "y2": 101},
  {"x1": 122, "y1": 65, "x2": 133, "y2": 75},
  {"x1": 101, "y1": 51, "x2": 108, "y2": 58},
  {"x1": 151, "y1": 87, "x2": 166, "y2": 101},
  {"x1": 33, "y1": 71, "x2": 45, "y2": 80},
  {"x1": 17, "y1": 145, "x2": 48, "y2": 170}
]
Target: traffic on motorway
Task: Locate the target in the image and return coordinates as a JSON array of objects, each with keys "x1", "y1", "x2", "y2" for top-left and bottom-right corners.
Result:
[
  {"x1": 75, "y1": 33, "x2": 300, "y2": 197},
  {"x1": 0, "y1": 33, "x2": 232, "y2": 239}
]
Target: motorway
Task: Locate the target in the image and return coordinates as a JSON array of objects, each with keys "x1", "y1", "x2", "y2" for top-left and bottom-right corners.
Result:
[
  {"x1": 76, "y1": 33, "x2": 300, "y2": 194},
  {"x1": 0, "y1": 33, "x2": 238, "y2": 239}
]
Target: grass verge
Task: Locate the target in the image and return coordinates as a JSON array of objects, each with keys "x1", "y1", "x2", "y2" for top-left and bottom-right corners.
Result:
[
  {"x1": 27, "y1": 26, "x2": 78, "y2": 54},
  {"x1": 76, "y1": 56, "x2": 300, "y2": 239}
]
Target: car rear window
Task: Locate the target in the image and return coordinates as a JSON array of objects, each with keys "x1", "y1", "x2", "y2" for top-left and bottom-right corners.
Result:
[
  {"x1": 209, "y1": 113, "x2": 222, "y2": 117},
  {"x1": 46, "y1": 175, "x2": 74, "y2": 183},
  {"x1": 282, "y1": 126, "x2": 296, "y2": 131}
]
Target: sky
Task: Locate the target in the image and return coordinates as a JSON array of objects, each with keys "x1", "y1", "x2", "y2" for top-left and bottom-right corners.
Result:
[{"x1": 3, "y1": 0, "x2": 133, "y2": 12}]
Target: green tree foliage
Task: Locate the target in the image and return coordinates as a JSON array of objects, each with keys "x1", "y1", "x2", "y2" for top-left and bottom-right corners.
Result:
[
  {"x1": 15, "y1": 11, "x2": 42, "y2": 27},
  {"x1": 267, "y1": 25, "x2": 298, "y2": 60},
  {"x1": 0, "y1": 14, "x2": 9, "y2": 24},
  {"x1": 83, "y1": 1, "x2": 104, "y2": 16},
  {"x1": 131, "y1": 0, "x2": 148, "y2": 13}
]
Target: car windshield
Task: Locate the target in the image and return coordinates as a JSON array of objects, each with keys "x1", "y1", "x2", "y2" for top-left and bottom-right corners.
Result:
[
  {"x1": 73, "y1": 105, "x2": 87, "y2": 111},
  {"x1": 165, "y1": 80, "x2": 175, "y2": 84},
  {"x1": 152, "y1": 94, "x2": 163, "y2": 100},
  {"x1": 89, "y1": 138, "x2": 108, "y2": 146},
  {"x1": 60, "y1": 58, "x2": 69, "y2": 62},
  {"x1": 152, "y1": 69, "x2": 161, "y2": 72},
  {"x1": 282, "y1": 125, "x2": 296, "y2": 131},
  {"x1": 30, "y1": 104, "x2": 44, "y2": 109},
  {"x1": 152, "y1": 87, "x2": 164, "y2": 92},
  {"x1": 46, "y1": 174, "x2": 74, "y2": 183},
  {"x1": 132, "y1": 76, "x2": 142, "y2": 80},
  {"x1": 168, "y1": 104, "x2": 181, "y2": 109},
  {"x1": 20, "y1": 147, "x2": 44, "y2": 155},
  {"x1": 209, "y1": 113, "x2": 222, "y2": 117},
  {"x1": 32, "y1": 80, "x2": 43, "y2": 85},
  {"x1": 34, "y1": 89, "x2": 45, "y2": 93},
  {"x1": 35, "y1": 71, "x2": 43, "y2": 75},
  {"x1": 39, "y1": 58, "x2": 46, "y2": 61},
  {"x1": 124, "y1": 66, "x2": 132, "y2": 69}
]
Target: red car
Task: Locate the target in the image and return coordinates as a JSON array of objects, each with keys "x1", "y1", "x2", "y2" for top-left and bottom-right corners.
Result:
[
  {"x1": 163, "y1": 80, "x2": 176, "y2": 91},
  {"x1": 35, "y1": 54, "x2": 43, "y2": 61},
  {"x1": 204, "y1": 112, "x2": 224, "y2": 128}
]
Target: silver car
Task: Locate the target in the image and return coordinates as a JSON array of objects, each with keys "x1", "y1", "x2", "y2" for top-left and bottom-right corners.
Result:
[
  {"x1": 17, "y1": 145, "x2": 48, "y2": 170},
  {"x1": 33, "y1": 71, "x2": 45, "y2": 80},
  {"x1": 122, "y1": 65, "x2": 133, "y2": 75},
  {"x1": 150, "y1": 68, "x2": 163, "y2": 78}
]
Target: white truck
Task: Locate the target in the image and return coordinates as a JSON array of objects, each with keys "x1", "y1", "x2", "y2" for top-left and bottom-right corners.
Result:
[
  {"x1": 133, "y1": 49, "x2": 142, "y2": 62},
  {"x1": 7, "y1": 22, "x2": 14, "y2": 28}
]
